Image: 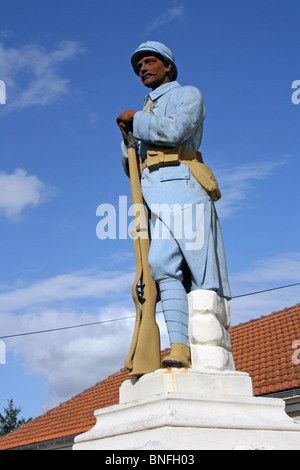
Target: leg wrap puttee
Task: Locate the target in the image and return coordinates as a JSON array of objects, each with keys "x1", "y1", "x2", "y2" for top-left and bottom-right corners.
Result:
[{"x1": 159, "y1": 278, "x2": 189, "y2": 347}]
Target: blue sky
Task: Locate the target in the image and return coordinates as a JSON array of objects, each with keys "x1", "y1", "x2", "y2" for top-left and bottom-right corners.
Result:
[{"x1": 0, "y1": 0, "x2": 300, "y2": 421}]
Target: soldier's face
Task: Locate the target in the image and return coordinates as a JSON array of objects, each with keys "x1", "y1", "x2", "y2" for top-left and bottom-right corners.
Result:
[{"x1": 137, "y1": 54, "x2": 172, "y2": 90}]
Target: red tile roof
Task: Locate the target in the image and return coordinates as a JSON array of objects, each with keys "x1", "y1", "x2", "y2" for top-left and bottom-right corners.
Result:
[
  {"x1": 230, "y1": 303, "x2": 300, "y2": 396},
  {"x1": 0, "y1": 303, "x2": 299, "y2": 450},
  {"x1": 0, "y1": 368, "x2": 130, "y2": 450}
]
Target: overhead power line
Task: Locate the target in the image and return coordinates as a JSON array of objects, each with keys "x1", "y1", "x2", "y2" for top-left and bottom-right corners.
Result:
[
  {"x1": 0, "y1": 315, "x2": 136, "y2": 340},
  {"x1": 0, "y1": 282, "x2": 300, "y2": 340},
  {"x1": 231, "y1": 282, "x2": 300, "y2": 299}
]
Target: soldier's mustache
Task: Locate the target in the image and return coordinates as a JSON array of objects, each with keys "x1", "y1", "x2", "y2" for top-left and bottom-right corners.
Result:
[{"x1": 142, "y1": 72, "x2": 157, "y2": 79}]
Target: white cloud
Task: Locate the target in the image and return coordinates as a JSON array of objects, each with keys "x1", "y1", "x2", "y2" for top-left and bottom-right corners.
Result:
[
  {"x1": 0, "y1": 169, "x2": 57, "y2": 221},
  {"x1": 231, "y1": 251, "x2": 300, "y2": 286},
  {"x1": 0, "y1": 265, "x2": 168, "y2": 411},
  {"x1": 3, "y1": 307, "x2": 134, "y2": 409},
  {"x1": 0, "y1": 269, "x2": 134, "y2": 312},
  {"x1": 0, "y1": 40, "x2": 84, "y2": 112},
  {"x1": 229, "y1": 252, "x2": 300, "y2": 325},
  {"x1": 0, "y1": 268, "x2": 132, "y2": 406},
  {"x1": 145, "y1": 3, "x2": 185, "y2": 35},
  {"x1": 216, "y1": 160, "x2": 286, "y2": 218},
  {"x1": 0, "y1": 29, "x2": 13, "y2": 39}
]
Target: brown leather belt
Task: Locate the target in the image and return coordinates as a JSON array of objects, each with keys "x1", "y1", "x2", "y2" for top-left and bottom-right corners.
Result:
[
  {"x1": 141, "y1": 145, "x2": 203, "y2": 172},
  {"x1": 140, "y1": 145, "x2": 221, "y2": 202}
]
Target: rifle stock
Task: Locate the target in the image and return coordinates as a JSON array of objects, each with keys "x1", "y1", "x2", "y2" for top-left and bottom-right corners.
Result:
[{"x1": 124, "y1": 133, "x2": 161, "y2": 376}]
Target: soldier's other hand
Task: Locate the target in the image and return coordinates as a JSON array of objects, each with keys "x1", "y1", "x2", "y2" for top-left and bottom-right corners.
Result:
[{"x1": 118, "y1": 122, "x2": 129, "y2": 146}]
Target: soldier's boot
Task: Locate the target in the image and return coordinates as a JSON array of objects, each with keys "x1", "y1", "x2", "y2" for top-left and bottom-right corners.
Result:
[{"x1": 162, "y1": 342, "x2": 191, "y2": 368}]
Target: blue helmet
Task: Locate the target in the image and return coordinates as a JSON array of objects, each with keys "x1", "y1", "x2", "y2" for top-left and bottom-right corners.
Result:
[{"x1": 131, "y1": 41, "x2": 178, "y2": 80}]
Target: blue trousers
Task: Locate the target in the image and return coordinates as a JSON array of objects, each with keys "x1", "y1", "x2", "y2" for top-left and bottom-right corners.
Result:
[
  {"x1": 148, "y1": 231, "x2": 189, "y2": 346},
  {"x1": 143, "y1": 167, "x2": 231, "y2": 347}
]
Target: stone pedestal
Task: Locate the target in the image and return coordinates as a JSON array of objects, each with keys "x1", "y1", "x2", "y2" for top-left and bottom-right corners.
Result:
[
  {"x1": 73, "y1": 368, "x2": 300, "y2": 450},
  {"x1": 73, "y1": 290, "x2": 300, "y2": 450}
]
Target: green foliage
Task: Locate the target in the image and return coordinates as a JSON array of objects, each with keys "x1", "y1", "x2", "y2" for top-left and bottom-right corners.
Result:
[{"x1": 0, "y1": 398, "x2": 32, "y2": 437}]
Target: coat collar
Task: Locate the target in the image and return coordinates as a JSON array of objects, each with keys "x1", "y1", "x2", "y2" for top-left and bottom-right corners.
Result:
[{"x1": 144, "y1": 81, "x2": 181, "y2": 103}]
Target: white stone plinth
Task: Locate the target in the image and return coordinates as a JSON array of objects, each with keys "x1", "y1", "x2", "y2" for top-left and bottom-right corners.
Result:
[
  {"x1": 73, "y1": 369, "x2": 300, "y2": 450},
  {"x1": 188, "y1": 290, "x2": 236, "y2": 371}
]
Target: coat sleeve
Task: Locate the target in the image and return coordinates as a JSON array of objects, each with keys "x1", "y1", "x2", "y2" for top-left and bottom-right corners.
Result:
[{"x1": 132, "y1": 86, "x2": 205, "y2": 147}]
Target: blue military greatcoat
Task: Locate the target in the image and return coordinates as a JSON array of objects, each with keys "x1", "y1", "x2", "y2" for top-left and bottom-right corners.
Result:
[{"x1": 122, "y1": 80, "x2": 231, "y2": 346}]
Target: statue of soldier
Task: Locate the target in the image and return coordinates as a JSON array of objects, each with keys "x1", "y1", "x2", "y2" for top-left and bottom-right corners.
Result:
[{"x1": 117, "y1": 41, "x2": 231, "y2": 369}]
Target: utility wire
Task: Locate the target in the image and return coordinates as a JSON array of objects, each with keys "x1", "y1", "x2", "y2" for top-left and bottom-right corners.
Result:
[
  {"x1": 0, "y1": 315, "x2": 136, "y2": 340},
  {"x1": 231, "y1": 282, "x2": 300, "y2": 299},
  {"x1": 1, "y1": 282, "x2": 300, "y2": 340}
]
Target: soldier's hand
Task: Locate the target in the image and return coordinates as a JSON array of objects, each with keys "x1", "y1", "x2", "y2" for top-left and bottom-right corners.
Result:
[{"x1": 116, "y1": 110, "x2": 136, "y2": 129}]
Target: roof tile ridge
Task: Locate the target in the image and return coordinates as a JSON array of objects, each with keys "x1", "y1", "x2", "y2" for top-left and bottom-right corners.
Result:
[{"x1": 230, "y1": 302, "x2": 300, "y2": 331}]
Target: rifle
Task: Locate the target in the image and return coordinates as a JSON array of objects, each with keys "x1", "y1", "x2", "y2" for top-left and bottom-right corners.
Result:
[{"x1": 124, "y1": 132, "x2": 161, "y2": 376}]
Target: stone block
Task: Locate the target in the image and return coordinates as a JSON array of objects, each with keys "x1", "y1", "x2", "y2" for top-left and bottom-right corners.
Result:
[
  {"x1": 191, "y1": 344, "x2": 236, "y2": 371},
  {"x1": 119, "y1": 368, "x2": 253, "y2": 404},
  {"x1": 188, "y1": 289, "x2": 230, "y2": 328},
  {"x1": 187, "y1": 289, "x2": 235, "y2": 371},
  {"x1": 189, "y1": 312, "x2": 232, "y2": 349}
]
